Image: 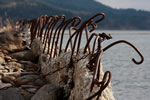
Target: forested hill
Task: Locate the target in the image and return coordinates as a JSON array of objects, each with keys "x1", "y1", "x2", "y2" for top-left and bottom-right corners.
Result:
[{"x1": 0, "y1": 0, "x2": 150, "y2": 30}]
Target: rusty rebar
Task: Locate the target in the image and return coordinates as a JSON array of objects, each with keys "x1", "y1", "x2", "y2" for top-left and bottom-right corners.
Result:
[
  {"x1": 86, "y1": 71, "x2": 111, "y2": 100},
  {"x1": 23, "y1": 13, "x2": 144, "y2": 100},
  {"x1": 102, "y1": 40, "x2": 144, "y2": 64},
  {"x1": 65, "y1": 13, "x2": 105, "y2": 56}
]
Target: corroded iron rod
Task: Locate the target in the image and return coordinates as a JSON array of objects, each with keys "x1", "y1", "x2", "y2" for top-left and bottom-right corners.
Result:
[{"x1": 18, "y1": 13, "x2": 144, "y2": 100}]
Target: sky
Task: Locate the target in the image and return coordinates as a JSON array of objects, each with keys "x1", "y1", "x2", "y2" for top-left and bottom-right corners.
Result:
[{"x1": 95, "y1": 0, "x2": 150, "y2": 11}]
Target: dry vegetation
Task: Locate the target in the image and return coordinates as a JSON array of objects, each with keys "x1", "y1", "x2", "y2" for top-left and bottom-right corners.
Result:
[{"x1": 0, "y1": 16, "x2": 15, "y2": 33}]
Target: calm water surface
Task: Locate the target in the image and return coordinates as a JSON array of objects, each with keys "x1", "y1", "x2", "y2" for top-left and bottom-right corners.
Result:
[{"x1": 98, "y1": 30, "x2": 150, "y2": 100}]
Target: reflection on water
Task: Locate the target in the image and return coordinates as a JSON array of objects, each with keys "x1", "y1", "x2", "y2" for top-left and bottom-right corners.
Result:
[{"x1": 99, "y1": 30, "x2": 150, "y2": 100}]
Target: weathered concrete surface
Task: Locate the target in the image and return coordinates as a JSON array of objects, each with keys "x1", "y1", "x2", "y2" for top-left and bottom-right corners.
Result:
[
  {"x1": 31, "y1": 38, "x2": 43, "y2": 57},
  {"x1": 0, "y1": 88, "x2": 24, "y2": 100},
  {"x1": 69, "y1": 54, "x2": 116, "y2": 100},
  {"x1": 40, "y1": 51, "x2": 72, "y2": 86},
  {"x1": 41, "y1": 51, "x2": 116, "y2": 100},
  {"x1": 31, "y1": 84, "x2": 63, "y2": 100},
  {"x1": 0, "y1": 27, "x2": 116, "y2": 100},
  {"x1": 69, "y1": 53, "x2": 92, "y2": 100},
  {"x1": 10, "y1": 50, "x2": 36, "y2": 61}
]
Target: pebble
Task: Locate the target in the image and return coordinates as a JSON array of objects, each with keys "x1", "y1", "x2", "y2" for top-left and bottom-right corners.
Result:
[
  {"x1": 0, "y1": 52, "x2": 4, "y2": 57},
  {"x1": 20, "y1": 89, "x2": 34, "y2": 100},
  {"x1": 1, "y1": 69, "x2": 9, "y2": 73},
  {"x1": 0, "y1": 64, "x2": 5, "y2": 70},
  {"x1": 0, "y1": 88, "x2": 24, "y2": 100},
  {"x1": 1, "y1": 75, "x2": 16, "y2": 84},
  {"x1": 0, "y1": 56, "x2": 5, "y2": 64},
  {"x1": 31, "y1": 84, "x2": 63, "y2": 100},
  {"x1": 15, "y1": 75, "x2": 39, "y2": 85},
  {"x1": 34, "y1": 78, "x2": 46, "y2": 87},
  {"x1": 10, "y1": 50, "x2": 37, "y2": 61},
  {"x1": 26, "y1": 88, "x2": 37, "y2": 93},
  {"x1": 0, "y1": 82, "x2": 12, "y2": 89}
]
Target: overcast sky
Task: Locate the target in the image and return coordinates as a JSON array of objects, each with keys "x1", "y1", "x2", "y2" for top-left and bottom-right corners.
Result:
[{"x1": 95, "y1": 0, "x2": 150, "y2": 11}]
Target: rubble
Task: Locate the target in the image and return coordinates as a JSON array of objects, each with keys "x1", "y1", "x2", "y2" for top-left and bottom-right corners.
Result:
[
  {"x1": 0, "y1": 13, "x2": 120, "y2": 100},
  {"x1": 31, "y1": 84, "x2": 63, "y2": 100},
  {"x1": 0, "y1": 88, "x2": 24, "y2": 100},
  {"x1": 0, "y1": 30, "x2": 116, "y2": 100}
]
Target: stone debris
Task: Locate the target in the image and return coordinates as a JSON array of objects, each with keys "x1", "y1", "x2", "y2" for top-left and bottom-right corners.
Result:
[
  {"x1": 10, "y1": 50, "x2": 36, "y2": 61},
  {"x1": 0, "y1": 26, "x2": 116, "y2": 100},
  {"x1": 0, "y1": 88, "x2": 24, "y2": 100},
  {"x1": 31, "y1": 38, "x2": 43, "y2": 57},
  {"x1": 31, "y1": 84, "x2": 63, "y2": 100}
]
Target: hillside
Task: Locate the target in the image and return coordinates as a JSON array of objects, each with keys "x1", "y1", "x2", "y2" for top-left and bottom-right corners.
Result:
[{"x1": 0, "y1": 0, "x2": 150, "y2": 30}]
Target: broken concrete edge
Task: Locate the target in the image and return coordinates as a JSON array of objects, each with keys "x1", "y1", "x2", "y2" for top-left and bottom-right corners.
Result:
[
  {"x1": 38, "y1": 47, "x2": 116, "y2": 100},
  {"x1": 0, "y1": 34, "x2": 116, "y2": 100}
]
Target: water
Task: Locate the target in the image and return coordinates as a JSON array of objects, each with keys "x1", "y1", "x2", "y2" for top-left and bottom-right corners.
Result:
[{"x1": 97, "y1": 30, "x2": 150, "y2": 100}]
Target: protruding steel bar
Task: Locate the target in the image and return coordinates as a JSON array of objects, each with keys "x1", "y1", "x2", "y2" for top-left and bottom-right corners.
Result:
[
  {"x1": 92, "y1": 36, "x2": 101, "y2": 54},
  {"x1": 90, "y1": 50, "x2": 103, "y2": 93},
  {"x1": 42, "y1": 16, "x2": 53, "y2": 44},
  {"x1": 47, "y1": 16, "x2": 58, "y2": 55},
  {"x1": 65, "y1": 13, "x2": 105, "y2": 56},
  {"x1": 59, "y1": 17, "x2": 81, "y2": 54},
  {"x1": 43, "y1": 16, "x2": 56, "y2": 53},
  {"x1": 102, "y1": 40, "x2": 144, "y2": 64},
  {"x1": 27, "y1": 13, "x2": 144, "y2": 100},
  {"x1": 83, "y1": 33, "x2": 98, "y2": 54},
  {"x1": 50, "y1": 15, "x2": 65, "y2": 58},
  {"x1": 86, "y1": 71, "x2": 111, "y2": 100},
  {"x1": 39, "y1": 15, "x2": 48, "y2": 41},
  {"x1": 85, "y1": 24, "x2": 92, "y2": 54}
]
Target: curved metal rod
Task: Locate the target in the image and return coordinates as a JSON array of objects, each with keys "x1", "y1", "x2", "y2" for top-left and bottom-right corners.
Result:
[
  {"x1": 42, "y1": 16, "x2": 53, "y2": 44},
  {"x1": 30, "y1": 19, "x2": 36, "y2": 41},
  {"x1": 85, "y1": 24, "x2": 90, "y2": 51},
  {"x1": 90, "y1": 50, "x2": 103, "y2": 93},
  {"x1": 64, "y1": 17, "x2": 82, "y2": 55},
  {"x1": 65, "y1": 13, "x2": 104, "y2": 55},
  {"x1": 59, "y1": 17, "x2": 81, "y2": 54},
  {"x1": 96, "y1": 71, "x2": 111, "y2": 100},
  {"x1": 83, "y1": 33, "x2": 98, "y2": 54},
  {"x1": 47, "y1": 16, "x2": 58, "y2": 54},
  {"x1": 59, "y1": 18, "x2": 75, "y2": 54},
  {"x1": 76, "y1": 31, "x2": 83, "y2": 54},
  {"x1": 86, "y1": 71, "x2": 111, "y2": 100},
  {"x1": 102, "y1": 40, "x2": 144, "y2": 64},
  {"x1": 64, "y1": 29, "x2": 78, "y2": 52},
  {"x1": 43, "y1": 16, "x2": 55, "y2": 53},
  {"x1": 73, "y1": 18, "x2": 88, "y2": 54},
  {"x1": 71, "y1": 16, "x2": 81, "y2": 27},
  {"x1": 75, "y1": 14, "x2": 104, "y2": 54},
  {"x1": 88, "y1": 13, "x2": 105, "y2": 24},
  {"x1": 89, "y1": 23, "x2": 97, "y2": 32},
  {"x1": 43, "y1": 16, "x2": 56, "y2": 53},
  {"x1": 92, "y1": 35, "x2": 101, "y2": 54},
  {"x1": 68, "y1": 27, "x2": 78, "y2": 51},
  {"x1": 71, "y1": 30, "x2": 80, "y2": 55},
  {"x1": 39, "y1": 15, "x2": 48, "y2": 40},
  {"x1": 76, "y1": 23, "x2": 96, "y2": 54},
  {"x1": 50, "y1": 15, "x2": 66, "y2": 58},
  {"x1": 31, "y1": 18, "x2": 40, "y2": 41},
  {"x1": 37, "y1": 15, "x2": 44, "y2": 38},
  {"x1": 36, "y1": 17, "x2": 43, "y2": 38}
]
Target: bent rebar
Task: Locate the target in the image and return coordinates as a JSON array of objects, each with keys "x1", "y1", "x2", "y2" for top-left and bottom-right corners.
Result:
[
  {"x1": 86, "y1": 71, "x2": 112, "y2": 100},
  {"x1": 102, "y1": 40, "x2": 144, "y2": 64},
  {"x1": 19, "y1": 13, "x2": 144, "y2": 100}
]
